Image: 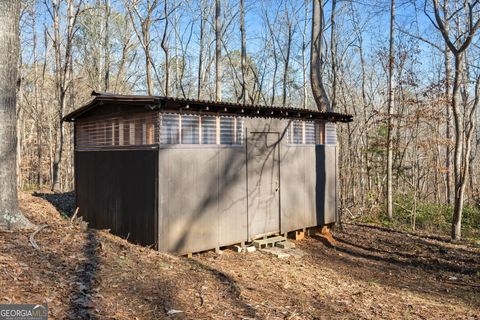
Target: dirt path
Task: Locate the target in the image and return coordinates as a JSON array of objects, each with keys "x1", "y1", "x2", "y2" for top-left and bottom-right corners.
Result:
[{"x1": 0, "y1": 193, "x2": 479, "y2": 319}]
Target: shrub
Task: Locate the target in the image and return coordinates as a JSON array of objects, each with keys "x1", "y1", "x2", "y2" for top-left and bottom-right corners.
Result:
[{"x1": 360, "y1": 195, "x2": 480, "y2": 239}]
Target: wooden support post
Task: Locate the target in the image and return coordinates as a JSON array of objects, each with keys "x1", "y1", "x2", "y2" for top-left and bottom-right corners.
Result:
[
  {"x1": 288, "y1": 230, "x2": 305, "y2": 241},
  {"x1": 296, "y1": 230, "x2": 305, "y2": 240}
]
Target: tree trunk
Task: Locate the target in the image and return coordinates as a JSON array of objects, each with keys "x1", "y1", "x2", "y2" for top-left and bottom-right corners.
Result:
[
  {"x1": 386, "y1": 0, "x2": 395, "y2": 220},
  {"x1": 451, "y1": 55, "x2": 464, "y2": 240},
  {"x1": 310, "y1": 0, "x2": 330, "y2": 112},
  {"x1": 197, "y1": 1, "x2": 206, "y2": 99},
  {"x1": 0, "y1": 0, "x2": 32, "y2": 229},
  {"x1": 104, "y1": 0, "x2": 111, "y2": 92},
  {"x1": 145, "y1": 42, "x2": 153, "y2": 95},
  {"x1": 330, "y1": 0, "x2": 337, "y2": 110},
  {"x1": 161, "y1": 0, "x2": 169, "y2": 96},
  {"x1": 301, "y1": 0, "x2": 308, "y2": 109},
  {"x1": 32, "y1": 5, "x2": 42, "y2": 188},
  {"x1": 443, "y1": 0, "x2": 452, "y2": 205},
  {"x1": 52, "y1": 0, "x2": 74, "y2": 191},
  {"x1": 282, "y1": 22, "x2": 292, "y2": 108},
  {"x1": 240, "y1": 0, "x2": 246, "y2": 105},
  {"x1": 430, "y1": 0, "x2": 480, "y2": 240},
  {"x1": 215, "y1": 0, "x2": 222, "y2": 101},
  {"x1": 51, "y1": 0, "x2": 62, "y2": 191}
]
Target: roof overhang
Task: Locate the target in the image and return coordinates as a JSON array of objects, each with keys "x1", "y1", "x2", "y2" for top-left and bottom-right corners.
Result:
[{"x1": 63, "y1": 92, "x2": 354, "y2": 123}]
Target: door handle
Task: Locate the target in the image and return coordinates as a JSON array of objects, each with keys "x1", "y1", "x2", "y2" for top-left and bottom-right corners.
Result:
[{"x1": 275, "y1": 181, "x2": 280, "y2": 192}]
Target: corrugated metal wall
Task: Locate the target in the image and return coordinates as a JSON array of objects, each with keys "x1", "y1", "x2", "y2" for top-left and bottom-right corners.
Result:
[{"x1": 75, "y1": 150, "x2": 158, "y2": 247}]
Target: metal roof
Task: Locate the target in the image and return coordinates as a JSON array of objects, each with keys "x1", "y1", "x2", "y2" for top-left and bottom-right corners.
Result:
[{"x1": 63, "y1": 91, "x2": 353, "y2": 123}]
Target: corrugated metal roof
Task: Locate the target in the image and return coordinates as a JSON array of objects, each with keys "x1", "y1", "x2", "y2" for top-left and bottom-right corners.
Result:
[{"x1": 63, "y1": 91, "x2": 353, "y2": 123}]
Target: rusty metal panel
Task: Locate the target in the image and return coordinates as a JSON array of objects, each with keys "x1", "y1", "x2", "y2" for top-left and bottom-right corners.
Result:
[{"x1": 75, "y1": 150, "x2": 158, "y2": 247}]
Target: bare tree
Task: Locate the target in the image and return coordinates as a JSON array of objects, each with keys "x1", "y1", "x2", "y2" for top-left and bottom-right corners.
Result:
[
  {"x1": 49, "y1": 0, "x2": 81, "y2": 191},
  {"x1": 197, "y1": 0, "x2": 208, "y2": 99},
  {"x1": 428, "y1": 0, "x2": 480, "y2": 240},
  {"x1": 0, "y1": 0, "x2": 32, "y2": 229},
  {"x1": 215, "y1": 0, "x2": 222, "y2": 101},
  {"x1": 240, "y1": 0, "x2": 247, "y2": 104},
  {"x1": 310, "y1": 0, "x2": 331, "y2": 112},
  {"x1": 8, "y1": 0, "x2": 480, "y2": 238},
  {"x1": 127, "y1": 0, "x2": 160, "y2": 95},
  {"x1": 386, "y1": 0, "x2": 395, "y2": 220},
  {"x1": 443, "y1": 1, "x2": 453, "y2": 205},
  {"x1": 281, "y1": 9, "x2": 294, "y2": 108},
  {"x1": 161, "y1": 0, "x2": 170, "y2": 96},
  {"x1": 301, "y1": 0, "x2": 309, "y2": 109},
  {"x1": 330, "y1": 0, "x2": 337, "y2": 110},
  {"x1": 104, "y1": 0, "x2": 111, "y2": 91}
]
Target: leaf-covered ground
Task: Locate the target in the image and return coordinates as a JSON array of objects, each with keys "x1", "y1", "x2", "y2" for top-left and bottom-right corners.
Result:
[{"x1": 0, "y1": 192, "x2": 479, "y2": 319}]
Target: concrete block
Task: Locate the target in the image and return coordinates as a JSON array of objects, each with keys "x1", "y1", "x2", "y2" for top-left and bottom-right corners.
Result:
[
  {"x1": 246, "y1": 246, "x2": 256, "y2": 253},
  {"x1": 262, "y1": 247, "x2": 290, "y2": 259},
  {"x1": 288, "y1": 248, "x2": 306, "y2": 259},
  {"x1": 276, "y1": 241, "x2": 295, "y2": 249}
]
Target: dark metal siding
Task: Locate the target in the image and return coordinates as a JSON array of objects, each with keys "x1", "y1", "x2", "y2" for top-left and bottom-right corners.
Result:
[
  {"x1": 75, "y1": 149, "x2": 158, "y2": 247},
  {"x1": 315, "y1": 145, "x2": 337, "y2": 225}
]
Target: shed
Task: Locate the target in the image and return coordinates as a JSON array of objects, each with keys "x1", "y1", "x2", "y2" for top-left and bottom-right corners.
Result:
[{"x1": 64, "y1": 92, "x2": 353, "y2": 254}]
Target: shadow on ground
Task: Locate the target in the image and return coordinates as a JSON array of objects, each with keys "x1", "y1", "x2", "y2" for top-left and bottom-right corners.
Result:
[
  {"x1": 33, "y1": 191, "x2": 76, "y2": 217},
  {"x1": 67, "y1": 229, "x2": 100, "y2": 319},
  {"x1": 303, "y1": 224, "x2": 480, "y2": 307}
]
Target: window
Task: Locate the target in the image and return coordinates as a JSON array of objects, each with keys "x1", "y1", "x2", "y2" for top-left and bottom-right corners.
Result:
[
  {"x1": 181, "y1": 115, "x2": 200, "y2": 144},
  {"x1": 220, "y1": 117, "x2": 234, "y2": 144},
  {"x1": 235, "y1": 117, "x2": 244, "y2": 144},
  {"x1": 287, "y1": 120, "x2": 332, "y2": 145},
  {"x1": 219, "y1": 117, "x2": 244, "y2": 145},
  {"x1": 160, "y1": 114, "x2": 179, "y2": 144},
  {"x1": 75, "y1": 111, "x2": 159, "y2": 149},
  {"x1": 304, "y1": 121, "x2": 316, "y2": 144},
  {"x1": 289, "y1": 121, "x2": 303, "y2": 144},
  {"x1": 201, "y1": 116, "x2": 217, "y2": 144},
  {"x1": 158, "y1": 113, "x2": 244, "y2": 146}
]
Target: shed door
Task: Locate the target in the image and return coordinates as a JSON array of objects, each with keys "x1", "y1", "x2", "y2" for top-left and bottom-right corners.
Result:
[{"x1": 247, "y1": 132, "x2": 280, "y2": 239}]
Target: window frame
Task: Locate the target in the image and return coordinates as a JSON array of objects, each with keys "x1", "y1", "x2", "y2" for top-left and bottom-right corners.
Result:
[
  {"x1": 287, "y1": 120, "x2": 335, "y2": 146},
  {"x1": 159, "y1": 113, "x2": 245, "y2": 147}
]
